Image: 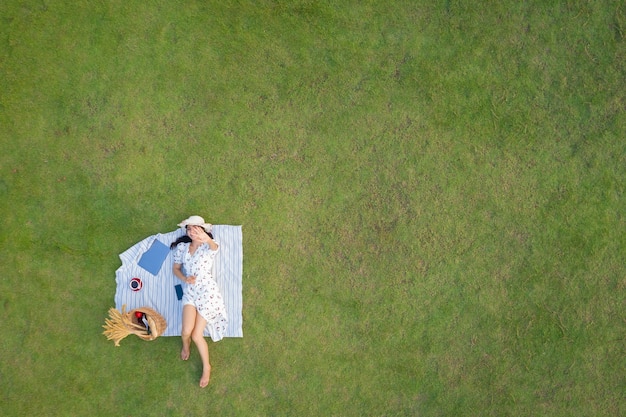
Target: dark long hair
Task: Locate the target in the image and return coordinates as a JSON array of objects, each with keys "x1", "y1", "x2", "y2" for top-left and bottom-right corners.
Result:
[{"x1": 170, "y1": 227, "x2": 214, "y2": 249}]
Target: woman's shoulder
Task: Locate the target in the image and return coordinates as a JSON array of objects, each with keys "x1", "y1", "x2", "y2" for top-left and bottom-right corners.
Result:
[{"x1": 174, "y1": 241, "x2": 190, "y2": 251}]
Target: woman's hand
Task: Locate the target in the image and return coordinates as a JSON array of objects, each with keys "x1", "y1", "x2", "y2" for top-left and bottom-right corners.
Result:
[
  {"x1": 188, "y1": 226, "x2": 202, "y2": 240},
  {"x1": 189, "y1": 225, "x2": 218, "y2": 249},
  {"x1": 186, "y1": 275, "x2": 196, "y2": 285}
]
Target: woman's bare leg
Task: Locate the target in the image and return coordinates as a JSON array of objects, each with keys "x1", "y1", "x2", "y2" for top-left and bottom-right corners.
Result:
[
  {"x1": 180, "y1": 305, "x2": 197, "y2": 360},
  {"x1": 191, "y1": 313, "x2": 211, "y2": 387}
]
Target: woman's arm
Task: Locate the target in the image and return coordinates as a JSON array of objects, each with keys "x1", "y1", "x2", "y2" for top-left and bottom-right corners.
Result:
[
  {"x1": 203, "y1": 235, "x2": 219, "y2": 251},
  {"x1": 173, "y1": 263, "x2": 195, "y2": 284}
]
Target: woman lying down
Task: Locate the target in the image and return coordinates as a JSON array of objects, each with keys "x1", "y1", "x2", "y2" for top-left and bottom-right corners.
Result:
[{"x1": 170, "y1": 215, "x2": 228, "y2": 388}]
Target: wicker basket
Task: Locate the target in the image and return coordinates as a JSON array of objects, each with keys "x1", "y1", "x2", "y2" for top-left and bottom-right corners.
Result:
[{"x1": 103, "y1": 304, "x2": 167, "y2": 346}]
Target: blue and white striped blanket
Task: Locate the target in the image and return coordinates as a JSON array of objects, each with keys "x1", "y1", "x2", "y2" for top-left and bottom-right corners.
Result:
[{"x1": 114, "y1": 225, "x2": 243, "y2": 338}]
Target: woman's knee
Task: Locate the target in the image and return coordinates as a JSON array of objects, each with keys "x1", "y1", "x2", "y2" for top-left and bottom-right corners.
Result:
[
  {"x1": 191, "y1": 327, "x2": 206, "y2": 344},
  {"x1": 181, "y1": 327, "x2": 193, "y2": 339}
]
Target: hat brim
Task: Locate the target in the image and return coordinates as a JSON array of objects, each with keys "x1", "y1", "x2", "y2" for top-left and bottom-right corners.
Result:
[{"x1": 178, "y1": 221, "x2": 213, "y2": 232}]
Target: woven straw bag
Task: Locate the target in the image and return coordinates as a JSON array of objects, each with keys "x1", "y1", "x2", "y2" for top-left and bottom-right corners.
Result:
[{"x1": 103, "y1": 304, "x2": 167, "y2": 346}]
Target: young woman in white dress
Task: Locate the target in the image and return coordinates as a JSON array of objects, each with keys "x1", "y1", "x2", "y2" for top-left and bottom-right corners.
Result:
[{"x1": 171, "y1": 215, "x2": 228, "y2": 387}]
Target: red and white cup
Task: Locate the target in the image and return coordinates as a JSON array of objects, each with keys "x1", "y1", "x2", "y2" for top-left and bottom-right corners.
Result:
[{"x1": 130, "y1": 277, "x2": 143, "y2": 291}]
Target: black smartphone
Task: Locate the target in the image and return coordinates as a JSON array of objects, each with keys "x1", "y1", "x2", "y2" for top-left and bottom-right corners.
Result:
[{"x1": 175, "y1": 284, "x2": 183, "y2": 300}]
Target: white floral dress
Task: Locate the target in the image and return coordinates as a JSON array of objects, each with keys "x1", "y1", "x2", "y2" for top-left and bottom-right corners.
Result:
[{"x1": 173, "y1": 241, "x2": 228, "y2": 342}]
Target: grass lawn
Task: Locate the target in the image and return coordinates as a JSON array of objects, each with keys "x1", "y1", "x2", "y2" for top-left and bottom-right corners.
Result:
[{"x1": 1, "y1": 0, "x2": 624, "y2": 416}]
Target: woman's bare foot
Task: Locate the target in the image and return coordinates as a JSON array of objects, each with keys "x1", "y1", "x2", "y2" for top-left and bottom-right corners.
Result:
[
  {"x1": 181, "y1": 346, "x2": 190, "y2": 361},
  {"x1": 199, "y1": 365, "x2": 211, "y2": 388}
]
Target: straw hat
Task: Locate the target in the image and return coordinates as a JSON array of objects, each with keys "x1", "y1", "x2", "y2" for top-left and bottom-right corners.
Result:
[{"x1": 177, "y1": 215, "x2": 213, "y2": 233}]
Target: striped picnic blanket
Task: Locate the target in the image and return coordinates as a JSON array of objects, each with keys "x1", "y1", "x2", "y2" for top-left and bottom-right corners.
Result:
[{"x1": 114, "y1": 225, "x2": 243, "y2": 338}]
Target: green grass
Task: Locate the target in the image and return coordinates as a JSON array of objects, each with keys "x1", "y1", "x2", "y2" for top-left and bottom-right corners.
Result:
[{"x1": 1, "y1": 0, "x2": 625, "y2": 416}]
